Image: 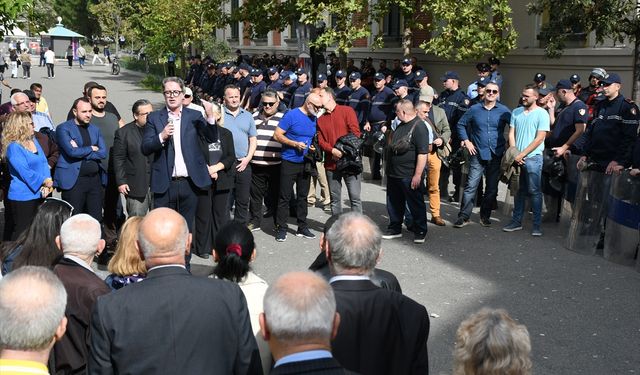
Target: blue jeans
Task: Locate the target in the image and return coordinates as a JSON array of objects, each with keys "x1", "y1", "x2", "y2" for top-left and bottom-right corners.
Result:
[
  {"x1": 387, "y1": 176, "x2": 427, "y2": 234},
  {"x1": 512, "y1": 154, "x2": 543, "y2": 228},
  {"x1": 459, "y1": 154, "x2": 501, "y2": 220}
]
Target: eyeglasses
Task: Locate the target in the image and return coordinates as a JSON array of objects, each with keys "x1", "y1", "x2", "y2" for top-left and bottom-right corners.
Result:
[
  {"x1": 43, "y1": 197, "x2": 74, "y2": 213},
  {"x1": 262, "y1": 101, "x2": 277, "y2": 107},
  {"x1": 163, "y1": 90, "x2": 183, "y2": 97},
  {"x1": 184, "y1": 94, "x2": 191, "y2": 98},
  {"x1": 486, "y1": 89, "x2": 499, "y2": 95},
  {"x1": 15, "y1": 101, "x2": 30, "y2": 107}
]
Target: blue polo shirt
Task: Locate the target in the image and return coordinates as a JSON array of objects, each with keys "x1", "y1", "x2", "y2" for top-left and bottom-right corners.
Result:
[
  {"x1": 278, "y1": 108, "x2": 316, "y2": 163},
  {"x1": 546, "y1": 99, "x2": 588, "y2": 150},
  {"x1": 457, "y1": 102, "x2": 511, "y2": 160},
  {"x1": 224, "y1": 107, "x2": 257, "y2": 159}
]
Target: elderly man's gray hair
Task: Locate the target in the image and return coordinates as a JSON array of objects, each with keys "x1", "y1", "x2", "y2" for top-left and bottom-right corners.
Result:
[
  {"x1": 59, "y1": 214, "x2": 101, "y2": 256},
  {"x1": 263, "y1": 271, "x2": 336, "y2": 343},
  {"x1": 326, "y1": 212, "x2": 381, "y2": 275},
  {"x1": 0, "y1": 266, "x2": 67, "y2": 351},
  {"x1": 10, "y1": 92, "x2": 28, "y2": 106}
]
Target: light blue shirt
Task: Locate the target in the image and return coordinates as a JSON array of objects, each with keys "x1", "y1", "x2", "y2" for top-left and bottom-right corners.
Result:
[
  {"x1": 274, "y1": 350, "x2": 333, "y2": 368},
  {"x1": 510, "y1": 106, "x2": 550, "y2": 156},
  {"x1": 224, "y1": 107, "x2": 257, "y2": 159},
  {"x1": 33, "y1": 111, "x2": 54, "y2": 131}
]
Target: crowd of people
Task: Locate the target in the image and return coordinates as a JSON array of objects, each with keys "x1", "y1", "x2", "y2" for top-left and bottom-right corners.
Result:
[{"x1": 0, "y1": 49, "x2": 639, "y2": 374}]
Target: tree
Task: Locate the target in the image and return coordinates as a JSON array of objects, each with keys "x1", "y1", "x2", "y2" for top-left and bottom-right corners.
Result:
[
  {"x1": 20, "y1": 0, "x2": 58, "y2": 36},
  {"x1": 53, "y1": 0, "x2": 100, "y2": 39},
  {"x1": 0, "y1": 0, "x2": 30, "y2": 37},
  {"x1": 527, "y1": 0, "x2": 640, "y2": 101}
]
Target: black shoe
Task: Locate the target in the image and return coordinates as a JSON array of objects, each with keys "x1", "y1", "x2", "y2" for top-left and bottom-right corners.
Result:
[
  {"x1": 449, "y1": 194, "x2": 460, "y2": 203},
  {"x1": 296, "y1": 227, "x2": 316, "y2": 239},
  {"x1": 275, "y1": 228, "x2": 287, "y2": 242},
  {"x1": 480, "y1": 217, "x2": 492, "y2": 227},
  {"x1": 414, "y1": 232, "x2": 427, "y2": 244},
  {"x1": 453, "y1": 218, "x2": 469, "y2": 228},
  {"x1": 382, "y1": 230, "x2": 402, "y2": 239}
]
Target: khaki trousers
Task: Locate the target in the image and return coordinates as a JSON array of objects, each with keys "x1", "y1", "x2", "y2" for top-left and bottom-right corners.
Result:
[{"x1": 427, "y1": 152, "x2": 442, "y2": 217}]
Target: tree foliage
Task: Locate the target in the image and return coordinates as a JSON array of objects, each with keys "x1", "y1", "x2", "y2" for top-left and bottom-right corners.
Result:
[
  {"x1": 53, "y1": 0, "x2": 100, "y2": 39},
  {"x1": 0, "y1": 0, "x2": 30, "y2": 37},
  {"x1": 527, "y1": 0, "x2": 638, "y2": 58}
]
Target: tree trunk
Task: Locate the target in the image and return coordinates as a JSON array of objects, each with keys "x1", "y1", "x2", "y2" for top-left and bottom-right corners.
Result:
[{"x1": 402, "y1": 27, "x2": 412, "y2": 57}]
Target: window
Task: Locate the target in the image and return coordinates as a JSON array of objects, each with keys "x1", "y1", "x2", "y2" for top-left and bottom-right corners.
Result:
[{"x1": 230, "y1": 0, "x2": 239, "y2": 40}]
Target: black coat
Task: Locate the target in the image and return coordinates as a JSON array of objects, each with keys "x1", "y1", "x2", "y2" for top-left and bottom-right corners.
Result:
[
  {"x1": 88, "y1": 266, "x2": 262, "y2": 375},
  {"x1": 112, "y1": 121, "x2": 152, "y2": 198},
  {"x1": 202, "y1": 125, "x2": 236, "y2": 191},
  {"x1": 331, "y1": 279, "x2": 430, "y2": 375}
]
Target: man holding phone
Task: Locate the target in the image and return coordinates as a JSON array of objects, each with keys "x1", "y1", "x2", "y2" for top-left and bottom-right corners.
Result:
[{"x1": 273, "y1": 91, "x2": 324, "y2": 242}]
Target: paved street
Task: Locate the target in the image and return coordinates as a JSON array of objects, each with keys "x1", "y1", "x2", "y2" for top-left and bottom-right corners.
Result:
[{"x1": 6, "y1": 60, "x2": 639, "y2": 375}]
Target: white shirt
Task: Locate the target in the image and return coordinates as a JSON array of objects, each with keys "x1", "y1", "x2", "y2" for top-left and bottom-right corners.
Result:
[
  {"x1": 168, "y1": 109, "x2": 188, "y2": 177},
  {"x1": 44, "y1": 50, "x2": 55, "y2": 64}
]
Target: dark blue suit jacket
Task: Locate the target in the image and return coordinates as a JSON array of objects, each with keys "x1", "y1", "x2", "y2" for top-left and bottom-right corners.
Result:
[
  {"x1": 54, "y1": 120, "x2": 108, "y2": 190},
  {"x1": 141, "y1": 107, "x2": 218, "y2": 194}
]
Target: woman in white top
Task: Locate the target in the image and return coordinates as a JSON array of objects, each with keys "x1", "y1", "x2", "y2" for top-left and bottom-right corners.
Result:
[{"x1": 212, "y1": 221, "x2": 271, "y2": 373}]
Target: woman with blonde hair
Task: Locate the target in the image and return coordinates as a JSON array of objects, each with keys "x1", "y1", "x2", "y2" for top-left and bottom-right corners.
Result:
[
  {"x1": 105, "y1": 216, "x2": 146, "y2": 290},
  {"x1": 1, "y1": 111, "x2": 52, "y2": 239},
  {"x1": 453, "y1": 308, "x2": 532, "y2": 375}
]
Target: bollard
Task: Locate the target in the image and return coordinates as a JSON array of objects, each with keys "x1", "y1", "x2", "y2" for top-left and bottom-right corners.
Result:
[
  {"x1": 566, "y1": 169, "x2": 612, "y2": 255},
  {"x1": 603, "y1": 171, "x2": 640, "y2": 266}
]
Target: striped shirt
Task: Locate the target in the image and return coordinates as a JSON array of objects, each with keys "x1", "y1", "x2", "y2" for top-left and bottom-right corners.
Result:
[{"x1": 251, "y1": 111, "x2": 283, "y2": 165}]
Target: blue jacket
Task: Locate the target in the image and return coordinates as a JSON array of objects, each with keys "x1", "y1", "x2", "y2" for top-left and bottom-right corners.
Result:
[
  {"x1": 54, "y1": 120, "x2": 107, "y2": 190},
  {"x1": 6, "y1": 140, "x2": 50, "y2": 201},
  {"x1": 141, "y1": 107, "x2": 218, "y2": 194}
]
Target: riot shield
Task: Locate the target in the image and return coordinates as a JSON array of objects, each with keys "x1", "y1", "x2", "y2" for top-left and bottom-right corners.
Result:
[{"x1": 603, "y1": 171, "x2": 640, "y2": 266}]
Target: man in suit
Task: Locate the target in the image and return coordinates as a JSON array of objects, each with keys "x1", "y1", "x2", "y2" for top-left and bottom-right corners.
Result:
[
  {"x1": 260, "y1": 271, "x2": 354, "y2": 375},
  {"x1": 89, "y1": 208, "x2": 262, "y2": 375},
  {"x1": 326, "y1": 212, "x2": 430, "y2": 375},
  {"x1": 54, "y1": 98, "x2": 108, "y2": 222},
  {"x1": 0, "y1": 266, "x2": 68, "y2": 375},
  {"x1": 141, "y1": 77, "x2": 218, "y2": 233},
  {"x1": 53, "y1": 214, "x2": 111, "y2": 374},
  {"x1": 113, "y1": 99, "x2": 153, "y2": 216}
]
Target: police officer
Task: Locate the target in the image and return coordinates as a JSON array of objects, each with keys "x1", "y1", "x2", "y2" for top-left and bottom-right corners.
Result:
[
  {"x1": 569, "y1": 74, "x2": 581, "y2": 96},
  {"x1": 245, "y1": 68, "x2": 267, "y2": 111},
  {"x1": 279, "y1": 71, "x2": 296, "y2": 112},
  {"x1": 392, "y1": 80, "x2": 417, "y2": 108},
  {"x1": 580, "y1": 73, "x2": 640, "y2": 173},
  {"x1": 533, "y1": 72, "x2": 548, "y2": 90},
  {"x1": 290, "y1": 67, "x2": 312, "y2": 108},
  {"x1": 437, "y1": 70, "x2": 469, "y2": 202},
  {"x1": 488, "y1": 57, "x2": 503, "y2": 87},
  {"x1": 467, "y1": 63, "x2": 491, "y2": 100},
  {"x1": 347, "y1": 72, "x2": 371, "y2": 131},
  {"x1": 334, "y1": 69, "x2": 351, "y2": 106},
  {"x1": 469, "y1": 76, "x2": 490, "y2": 106},
  {"x1": 414, "y1": 70, "x2": 435, "y2": 103},
  {"x1": 237, "y1": 63, "x2": 252, "y2": 96},
  {"x1": 396, "y1": 58, "x2": 416, "y2": 89},
  {"x1": 366, "y1": 72, "x2": 395, "y2": 179},
  {"x1": 578, "y1": 68, "x2": 607, "y2": 121},
  {"x1": 316, "y1": 73, "x2": 328, "y2": 89},
  {"x1": 267, "y1": 67, "x2": 283, "y2": 91}
]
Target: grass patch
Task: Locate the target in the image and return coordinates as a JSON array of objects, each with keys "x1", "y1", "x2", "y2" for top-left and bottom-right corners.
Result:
[
  {"x1": 140, "y1": 75, "x2": 163, "y2": 92},
  {"x1": 120, "y1": 57, "x2": 166, "y2": 77}
]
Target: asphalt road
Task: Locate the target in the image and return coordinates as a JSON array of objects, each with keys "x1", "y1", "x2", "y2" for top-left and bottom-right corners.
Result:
[{"x1": 5, "y1": 60, "x2": 639, "y2": 375}]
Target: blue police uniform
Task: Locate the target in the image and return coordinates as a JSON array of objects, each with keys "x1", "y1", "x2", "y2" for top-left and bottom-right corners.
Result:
[
  {"x1": 368, "y1": 86, "x2": 395, "y2": 125},
  {"x1": 248, "y1": 80, "x2": 267, "y2": 110},
  {"x1": 583, "y1": 94, "x2": 640, "y2": 167},
  {"x1": 290, "y1": 81, "x2": 312, "y2": 108},
  {"x1": 348, "y1": 86, "x2": 371, "y2": 129},
  {"x1": 335, "y1": 85, "x2": 352, "y2": 106},
  {"x1": 238, "y1": 75, "x2": 252, "y2": 96},
  {"x1": 546, "y1": 98, "x2": 588, "y2": 153},
  {"x1": 489, "y1": 70, "x2": 503, "y2": 87},
  {"x1": 437, "y1": 88, "x2": 470, "y2": 133}
]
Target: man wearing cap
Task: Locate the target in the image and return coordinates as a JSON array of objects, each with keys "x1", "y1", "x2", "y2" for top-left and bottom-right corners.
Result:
[
  {"x1": 569, "y1": 74, "x2": 581, "y2": 95},
  {"x1": 546, "y1": 80, "x2": 587, "y2": 158},
  {"x1": 317, "y1": 87, "x2": 363, "y2": 215},
  {"x1": 213, "y1": 63, "x2": 231, "y2": 100},
  {"x1": 334, "y1": 70, "x2": 351, "y2": 106},
  {"x1": 437, "y1": 71, "x2": 469, "y2": 202},
  {"x1": 453, "y1": 82, "x2": 510, "y2": 228},
  {"x1": 415, "y1": 70, "x2": 435, "y2": 103},
  {"x1": 488, "y1": 57, "x2": 503, "y2": 87},
  {"x1": 366, "y1": 72, "x2": 395, "y2": 179},
  {"x1": 467, "y1": 63, "x2": 492, "y2": 100},
  {"x1": 392, "y1": 80, "x2": 417, "y2": 107},
  {"x1": 198, "y1": 64, "x2": 217, "y2": 98},
  {"x1": 280, "y1": 71, "x2": 297, "y2": 111},
  {"x1": 395, "y1": 58, "x2": 416, "y2": 88},
  {"x1": 378, "y1": 59, "x2": 392, "y2": 80},
  {"x1": 316, "y1": 73, "x2": 328, "y2": 89},
  {"x1": 183, "y1": 87, "x2": 205, "y2": 117},
  {"x1": 237, "y1": 63, "x2": 252, "y2": 97},
  {"x1": 347, "y1": 72, "x2": 371, "y2": 131},
  {"x1": 267, "y1": 67, "x2": 282, "y2": 91},
  {"x1": 244, "y1": 68, "x2": 267, "y2": 111},
  {"x1": 185, "y1": 55, "x2": 203, "y2": 87},
  {"x1": 580, "y1": 73, "x2": 640, "y2": 173},
  {"x1": 291, "y1": 68, "x2": 313, "y2": 108},
  {"x1": 502, "y1": 84, "x2": 550, "y2": 236},
  {"x1": 533, "y1": 72, "x2": 548, "y2": 90},
  {"x1": 469, "y1": 76, "x2": 490, "y2": 106}
]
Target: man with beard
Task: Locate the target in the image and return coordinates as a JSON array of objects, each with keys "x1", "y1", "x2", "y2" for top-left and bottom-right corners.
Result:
[
  {"x1": 88, "y1": 85, "x2": 122, "y2": 253},
  {"x1": 54, "y1": 98, "x2": 108, "y2": 221}
]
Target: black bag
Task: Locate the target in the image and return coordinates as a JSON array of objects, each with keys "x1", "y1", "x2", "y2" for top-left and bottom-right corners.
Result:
[
  {"x1": 335, "y1": 133, "x2": 364, "y2": 175},
  {"x1": 388, "y1": 121, "x2": 418, "y2": 155}
]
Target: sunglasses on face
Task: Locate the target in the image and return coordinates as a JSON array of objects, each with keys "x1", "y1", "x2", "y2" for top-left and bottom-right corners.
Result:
[
  {"x1": 485, "y1": 89, "x2": 499, "y2": 95},
  {"x1": 262, "y1": 101, "x2": 277, "y2": 107}
]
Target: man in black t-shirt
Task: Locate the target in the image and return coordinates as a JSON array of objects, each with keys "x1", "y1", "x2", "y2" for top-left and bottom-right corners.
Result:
[{"x1": 382, "y1": 99, "x2": 431, "y2": 244}]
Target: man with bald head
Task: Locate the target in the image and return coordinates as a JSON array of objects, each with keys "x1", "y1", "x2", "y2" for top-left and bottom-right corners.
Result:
[
  {"x1": 89, "y1": 207, "x2": 262, "y2": 375},
  {"x1": 0, "y1": 266, "x2": 68, "y2": 374},
  {"x1": 326, "y1": 212, "x2": 430, "y2": 375},
  {"x1": 273, "y1": 91, "x2": 323, "y2": 242},
  {"x1": 260, "y1": 271, "x2": 354, "y2": 374}
]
